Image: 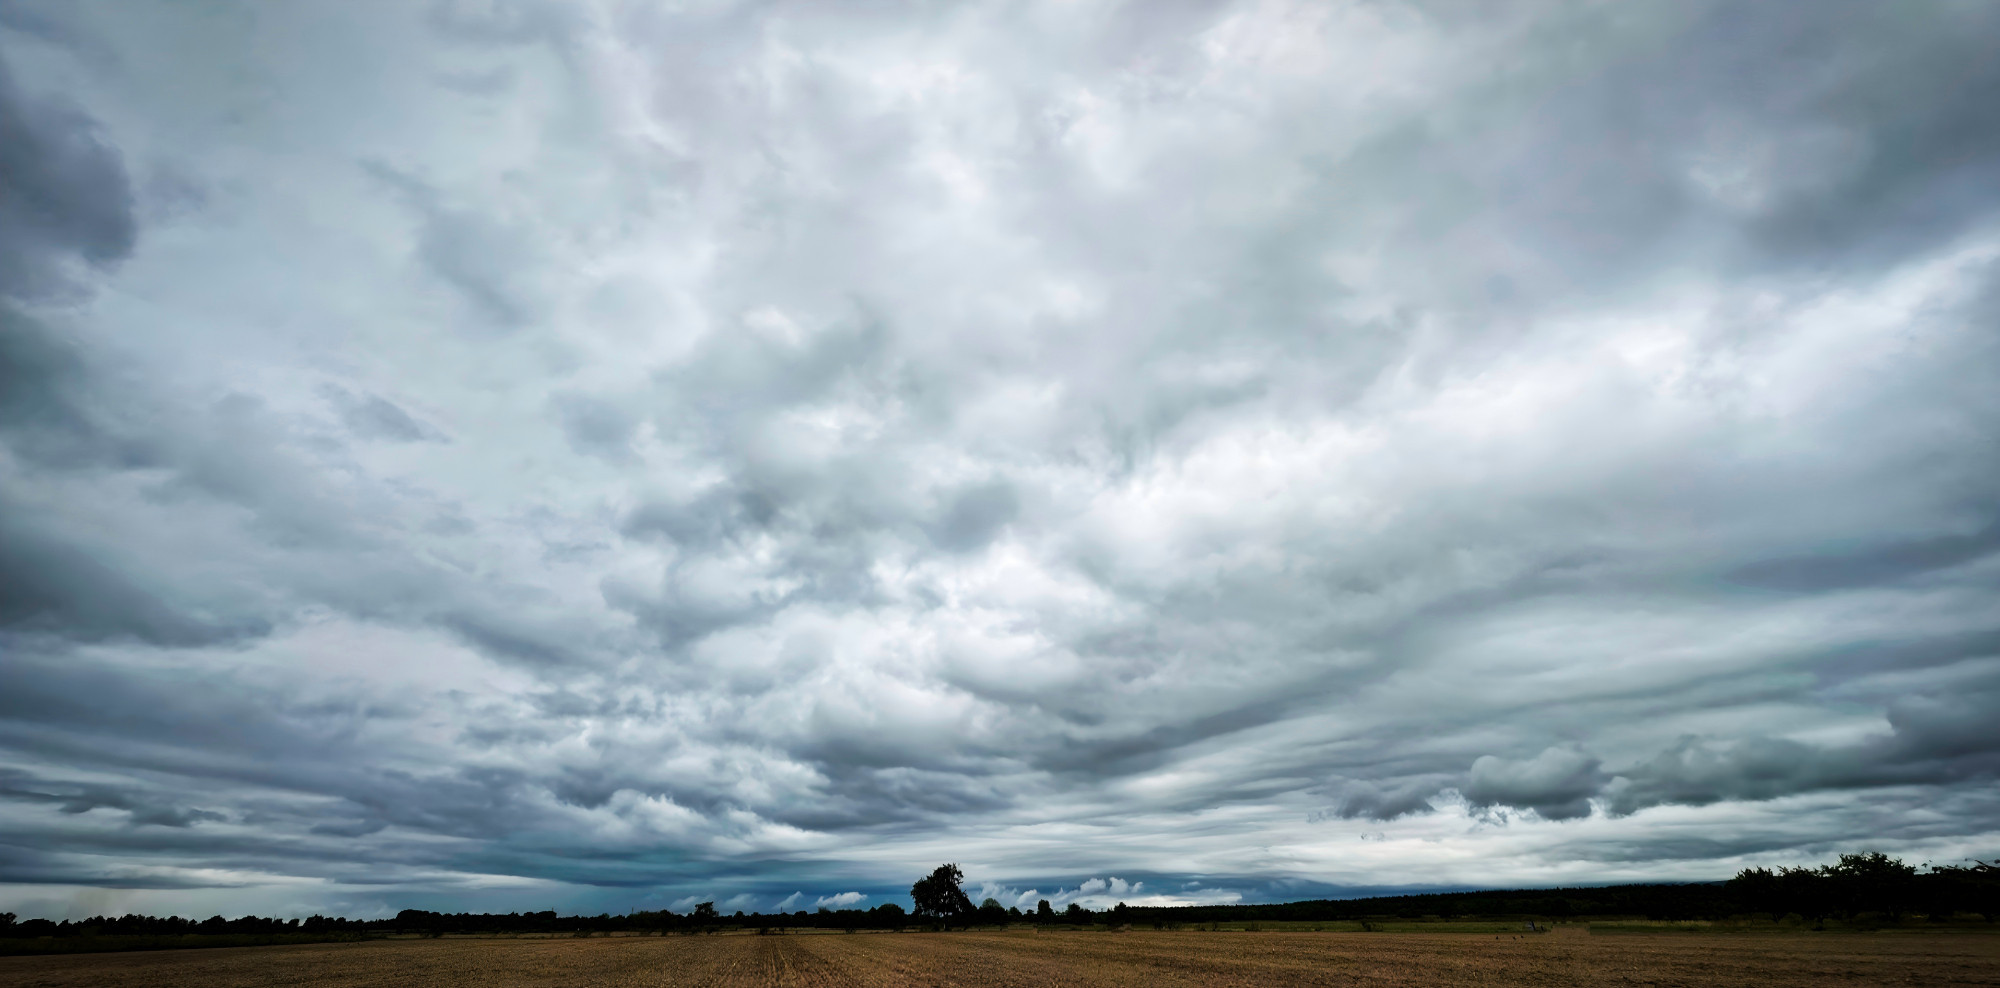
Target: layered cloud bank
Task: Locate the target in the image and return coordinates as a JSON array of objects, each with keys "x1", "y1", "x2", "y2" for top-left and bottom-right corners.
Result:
[{"x1": 1, "y1": 0, "x2": 1997, "y2": 919}]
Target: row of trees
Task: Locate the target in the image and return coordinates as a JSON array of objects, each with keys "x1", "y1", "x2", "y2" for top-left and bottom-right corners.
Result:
[
  {"x1": 0, "y1": 894, "x2": 1116, "y2": 942},
  {"x1": 0, "y1": 905, "x2": 918, "y2": 940},
  {"x1": 903, "y1": 857, "x2": 1996, "y2": 929},
  {"x1": 4, "y1": 854, "x2": 1990, "y2": 941},
  {"x1": 909, "y1": 864, "x2": 1127, "y2": 929},
  {"x1": 1728, "y1": 853, "x2": 1996, "y2": 923},
  {"x1": 1117, "y1": 856, "x2": 1995, "y2": 926}
]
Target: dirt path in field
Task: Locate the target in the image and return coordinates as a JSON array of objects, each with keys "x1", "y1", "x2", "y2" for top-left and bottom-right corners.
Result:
[{"x1": 2, "y1": 930, "x2": 1996, "y2": 987}]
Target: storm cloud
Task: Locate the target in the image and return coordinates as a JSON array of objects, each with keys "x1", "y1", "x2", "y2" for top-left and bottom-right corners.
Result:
[{"x1": 1, "y1": 0, "x2": 1998, "y2": 920}]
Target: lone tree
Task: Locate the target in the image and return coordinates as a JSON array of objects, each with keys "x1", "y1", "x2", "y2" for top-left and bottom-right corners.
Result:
[{"x1": 911, "y1": 863, "x2": 975, "y2": 928}]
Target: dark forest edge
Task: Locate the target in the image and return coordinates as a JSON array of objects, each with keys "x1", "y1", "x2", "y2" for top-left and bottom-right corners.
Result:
[{"x1": 1, "y1": 854, "x2": 1993, "y2": 957}]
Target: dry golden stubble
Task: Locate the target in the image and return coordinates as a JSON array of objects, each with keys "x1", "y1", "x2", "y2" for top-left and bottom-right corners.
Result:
[{"x1": 2, "y1": 929, "x2": 1997, "y2": 987}]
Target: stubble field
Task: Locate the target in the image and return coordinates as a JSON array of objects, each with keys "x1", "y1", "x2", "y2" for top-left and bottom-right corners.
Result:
[{"x1": 3, "y1": 929, "x2": 1996, "y2": 987}]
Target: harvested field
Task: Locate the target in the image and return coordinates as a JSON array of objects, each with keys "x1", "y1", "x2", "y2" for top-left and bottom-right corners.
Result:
[{"x1": 2, "y1": 929, "x2": 1996, "y2": 987}]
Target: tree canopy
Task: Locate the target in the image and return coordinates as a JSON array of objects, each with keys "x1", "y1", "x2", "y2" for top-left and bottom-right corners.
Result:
[{"x1": 910, "y1": 863, "x2": 975, "y2": 926}]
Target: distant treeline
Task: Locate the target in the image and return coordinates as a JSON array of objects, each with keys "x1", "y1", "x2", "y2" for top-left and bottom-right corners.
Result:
[
  {"x1": 1725, "y1": 853, "x2": 1997, "y2": 923},
  {"x1": 1141, "y1": 855, "x2": 1996, "y2": 926},
  {"x1": 0, "y1": 903, "x2": 920, "y2": 940},
  {"x1": 3, "y1": 854, "x2": 1992, "y2": 944}
]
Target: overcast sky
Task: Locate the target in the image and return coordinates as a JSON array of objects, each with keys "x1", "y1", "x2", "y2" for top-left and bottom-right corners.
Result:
[{"x1": 2, "y1": 0, "x2": 1998, "y2": 922}]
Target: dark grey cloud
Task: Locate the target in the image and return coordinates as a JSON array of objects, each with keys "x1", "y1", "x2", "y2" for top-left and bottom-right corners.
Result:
[
  {"x1": 0, "y1": 45, "x2": 204, "y2": 648},
  {"x1": 322, "y1": 383, "x2": 444, "y2": 444},
  {"x1": 1702, "y1": 2, "x2": 2000, "y2": 266},
  {"x1": 0, "y1": 51, "x2": 133, "y2": 298},
  {"x1": 0, "y1": 771, "x2": 226, "y2": 830},
  {"x1": 1602, "y1": 682, "x2": 2000, "y2": 816},
  {"x1": 1316, "y1": 778, "x2": 1445, "y2": 823},
  {"x1": 928, "y1": 481, "x2": 1019, "y2": 554},
  {"x1": 1463, "y1": 745, "x2": 1607, "y2": 822},
  {"x1": 554, "y1": 392, "x2": 635, "y2": 460},
  {"x1": 0, "y1": 304, "x2": 118, "y2": 465},
  {"x1": 1727, "y1": 522, "x2": 2000, "y2": 592},
  {"x1": 1605, "y1": 735, "x2": 1843, "y2": 816},
  {"x1": 0, "y1": 0, "x2": 1998, "y2": 921},
  {"x1": 0, "y1": 48, "x2": 136, "y2": 468},
  {"x1": 0, "y1": 513, "x2": 262, "y2": 645},
  {"x1": 365, "y1": 161, "x2": 550, "y2": 332}
]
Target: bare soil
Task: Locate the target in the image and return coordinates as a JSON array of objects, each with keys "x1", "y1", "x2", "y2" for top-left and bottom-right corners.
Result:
[{"x1": 2, "y1": 928, "x2": 1995, "y2": 987}]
